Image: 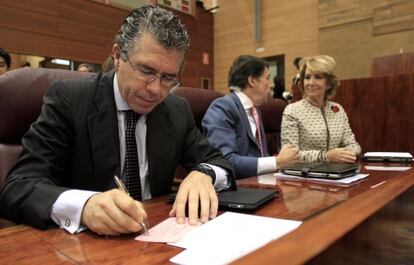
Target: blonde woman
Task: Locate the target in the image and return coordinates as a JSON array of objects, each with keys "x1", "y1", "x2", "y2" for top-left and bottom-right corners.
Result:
[{"x1": 281, "y1": 55, "x2": 361, "y2": 163}]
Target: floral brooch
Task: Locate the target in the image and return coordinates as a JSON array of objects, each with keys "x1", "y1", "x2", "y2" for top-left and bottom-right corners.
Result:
[{"x1": 331, "y1": 105, "x2": 339, "y2": 113}]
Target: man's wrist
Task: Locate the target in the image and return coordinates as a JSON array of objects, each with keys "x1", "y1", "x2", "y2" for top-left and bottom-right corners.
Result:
[{"x1": 193, "y1": 164, "x2": 216, "y2": 184}]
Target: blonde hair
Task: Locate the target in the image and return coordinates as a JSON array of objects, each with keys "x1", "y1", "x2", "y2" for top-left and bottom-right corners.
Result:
[{"x1": 299, "y1": 55, "x2": 339, "y2": 100}]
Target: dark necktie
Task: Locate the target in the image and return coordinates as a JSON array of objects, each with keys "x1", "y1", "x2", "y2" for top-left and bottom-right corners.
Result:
[
  {"x1": 124, "y1": 110, "x2": 142, "y2": 200},
  {"x1": 250, "y1": 107, "x2": 264, "y2": 157}
]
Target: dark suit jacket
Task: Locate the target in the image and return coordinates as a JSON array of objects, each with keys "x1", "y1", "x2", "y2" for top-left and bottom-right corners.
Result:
[
  {"x1": 202, "y1": 92, "x2": 268, "y2": 179},
  {"x1": 0, "y1": 71, "x2": 234, "y2": 229}
]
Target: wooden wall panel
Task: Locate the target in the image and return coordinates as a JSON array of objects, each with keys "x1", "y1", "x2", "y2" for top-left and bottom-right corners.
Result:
[
  {"x1": 372, "y1": 52, "x2": 414, "y2": 77},
  {"x1": 373, "y1": 0, "x2": 414, "y2": 35},
  {"x1": 178, "y1": 2, "x2": 214, "y2": 88},
  {"x1": 0, "y1": 0, "x2": 126, "y2": 64},
  {"x1": 1, "y1": 0, "x2": 60, "y2": 16},
  {"x1": 0, "y1": 28, "x2": 110, "y2": 64},
  {"x1": 319, "y1": 0, "x2": 373, "y2": 29},
  {"x1": 0, "y1": 0, "x2": 213, "y2": 88},
  {"x1": 319, "y1": 0, "x2": 414, "y2": 80},
  {"x1": 213, "y1": 0, "x2": 319, "y2": 94},
  {"x1": 213, "y1": 1, "x2": 255, "y2": 93},
  {"x1": 333, "y1": 74, "x2": 414, "y2": 154}
]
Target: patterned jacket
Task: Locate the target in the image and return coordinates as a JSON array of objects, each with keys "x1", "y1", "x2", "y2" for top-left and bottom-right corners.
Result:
[{"x1": 281, "y1": 99, "x2": 361, "y2": 162}]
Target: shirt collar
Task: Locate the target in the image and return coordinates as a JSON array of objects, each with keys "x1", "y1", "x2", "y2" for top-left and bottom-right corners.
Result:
[
  {"x1": 234, "y1": 90, "x2": 254, "y2": 110},
  {"x1": 113, "y1": 73, "x2": 131, "y2": 111}
]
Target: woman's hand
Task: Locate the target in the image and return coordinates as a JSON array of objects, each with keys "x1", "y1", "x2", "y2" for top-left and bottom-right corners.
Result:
[{"x1": 326, "y1": 148, "x2": 357, "y2": 163}]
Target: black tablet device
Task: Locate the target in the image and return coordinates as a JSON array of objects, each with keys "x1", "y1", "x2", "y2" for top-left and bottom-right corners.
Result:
[
  {"x1": 281, "y1": 162, "x2": 360, "y2": 180},
  {"x1": 168, "y1": 188, "x2": 277, "y2": 210}
]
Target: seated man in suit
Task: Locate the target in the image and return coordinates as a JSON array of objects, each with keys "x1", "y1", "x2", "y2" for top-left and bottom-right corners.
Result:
[
  {"x1": 0, "y1": 5, "x2": 234, "y2": 236},
  {"x1": 202, "y1": 55, "x2": 299, "y2": 179}
]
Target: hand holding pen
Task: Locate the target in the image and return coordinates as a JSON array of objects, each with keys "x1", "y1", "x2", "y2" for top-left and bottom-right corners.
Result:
[
  {"x1": 80, "y1": 177, "x2": 149, "y2": 236},
  {"x1": 114, "y1": 175, "x2": 149, "y2": 235}
]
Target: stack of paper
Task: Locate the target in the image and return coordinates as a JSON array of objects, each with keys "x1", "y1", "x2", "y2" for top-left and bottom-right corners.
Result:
[
  {"x1": 136, "y1": 212, "x2": 301, "y2": 265},
  {"x1": 170, "y1": 212, "x2": 301, "y2": 265}
]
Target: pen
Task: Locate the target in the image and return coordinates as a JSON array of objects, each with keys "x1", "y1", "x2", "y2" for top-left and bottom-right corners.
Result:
[{"x1": 114, "y1": 175, "x2": 149, "y2": 235}]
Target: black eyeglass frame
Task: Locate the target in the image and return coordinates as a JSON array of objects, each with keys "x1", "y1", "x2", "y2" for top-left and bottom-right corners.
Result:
[{"x1": 121, "y1": 51, "x2": 181, "y2": 90}]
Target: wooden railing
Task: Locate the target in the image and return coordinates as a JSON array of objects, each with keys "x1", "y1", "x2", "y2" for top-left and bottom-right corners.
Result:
[{"x1": 336, "y1": 74, "x2": 414, "y2": 155}]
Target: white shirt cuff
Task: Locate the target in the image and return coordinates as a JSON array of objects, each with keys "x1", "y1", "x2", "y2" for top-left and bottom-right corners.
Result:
[
  {"x1": 257, "y1": 156, "x2": 277, "y2": 175},
  {"x1": 50, "y1": 189, "x2": 98, "y2": 234},
  {"x1": 203, "y1": 163, "x2": 230, "y2": 191}
]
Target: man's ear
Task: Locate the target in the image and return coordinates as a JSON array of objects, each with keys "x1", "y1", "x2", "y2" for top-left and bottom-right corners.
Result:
[
  {"x1": 247, "y1": 75, "x2": 256, "y2": 88},
  {"x1": 112, "y1": 44, "x2": 122, "y2": 71}
]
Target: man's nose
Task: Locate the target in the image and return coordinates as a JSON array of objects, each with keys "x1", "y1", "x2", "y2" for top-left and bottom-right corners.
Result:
[{"x1": 145, "y1": 77, "x2": 164, "y2": 95}]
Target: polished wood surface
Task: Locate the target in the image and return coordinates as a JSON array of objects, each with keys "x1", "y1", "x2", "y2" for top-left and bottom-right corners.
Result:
[
  {"x1": 235, "y1": 163, "x2": 414, "y2": 265},
  {"x1": 1, "y1": 163, "x2": 413, "y2": 264},
  {"x1": 308, "y1": 186, "x2": 414, "y2": 265}
]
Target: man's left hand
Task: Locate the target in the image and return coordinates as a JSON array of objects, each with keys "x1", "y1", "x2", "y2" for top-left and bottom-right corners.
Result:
[{"x1": 169, "y1": 171, "x2": 218, "y2": 225}]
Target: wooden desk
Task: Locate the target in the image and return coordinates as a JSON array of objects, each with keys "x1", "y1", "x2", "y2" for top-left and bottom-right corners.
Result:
[{"x1": 1, "y1": 163, "x2": 413, "y2": 264}]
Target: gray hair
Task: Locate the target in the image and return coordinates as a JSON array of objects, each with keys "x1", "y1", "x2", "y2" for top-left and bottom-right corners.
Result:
[{"x1": 114, "y1": 5, "x2": 190, "y2": 58}]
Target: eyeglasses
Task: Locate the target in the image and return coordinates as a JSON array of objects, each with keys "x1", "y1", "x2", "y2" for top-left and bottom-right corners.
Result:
[{"x1": 123, "y1": 52, "x2": 180, "y2": 90}]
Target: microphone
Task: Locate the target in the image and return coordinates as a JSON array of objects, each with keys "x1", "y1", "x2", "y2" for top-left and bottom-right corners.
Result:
[{"x1": 282, "y1": 91, "x2": 292, "y2": 100}]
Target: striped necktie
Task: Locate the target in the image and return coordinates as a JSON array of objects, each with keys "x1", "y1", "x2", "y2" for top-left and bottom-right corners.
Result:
[{"x1": 250, "y1": 107, "x2": 264, "y2": 157}]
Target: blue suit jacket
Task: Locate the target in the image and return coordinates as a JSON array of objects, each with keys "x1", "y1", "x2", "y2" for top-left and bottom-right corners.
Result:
[{"x1": 202, "y1": 92, "x2": 268, "y2": 179}]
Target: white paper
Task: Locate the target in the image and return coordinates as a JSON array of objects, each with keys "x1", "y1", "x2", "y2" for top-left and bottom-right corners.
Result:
[
  {"x1": 273, "y1": 172, "x2": 369, "y2": 185},
  {"x1": 169, "y1": 212, "x2": 301, "y2": 265},
  {"x1": 135, "y1": 217, "x2": 201, "y2": 243},
  {"x1": 364, "y1": 165, "x2": 411, "y2": 171},
  {"x1": 363, "y1": 152, "x2": 413, "y2": 158},
  {"x1": 258, "y1": 174, "x2": 277, "y2": 185}
]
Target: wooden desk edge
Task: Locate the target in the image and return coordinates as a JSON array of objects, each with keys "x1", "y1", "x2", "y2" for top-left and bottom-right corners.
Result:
[{"x1": 232, "y1": 172, "x2": 414, "y2": 265}]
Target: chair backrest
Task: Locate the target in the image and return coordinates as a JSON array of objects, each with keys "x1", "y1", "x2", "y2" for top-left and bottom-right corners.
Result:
[
  {"x1": 0, "y1": 67, "x2": 92, "y2": 189},
  {"x1": 172, "y1": 87, "x2": 224, "y2": 130},
  {"x1": 170, "y1": 87, "x2": 224, "y2": 181}
]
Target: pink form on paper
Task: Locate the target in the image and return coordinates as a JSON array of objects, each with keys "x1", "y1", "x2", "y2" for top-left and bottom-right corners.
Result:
[{"x1": 135, "y1": 217, "x2": 202, "y2": 243}]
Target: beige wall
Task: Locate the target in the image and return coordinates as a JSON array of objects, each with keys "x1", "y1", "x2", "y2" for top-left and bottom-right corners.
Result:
[
  {"x1": 319, "y1": 0, "x2": 414, "y2": 79},
  {"x1": 214, "y1": 0, "x2": 414, "y2": 93},
  {"x1": 214, "y1": 0, "x2": 319, "y2": 94}
]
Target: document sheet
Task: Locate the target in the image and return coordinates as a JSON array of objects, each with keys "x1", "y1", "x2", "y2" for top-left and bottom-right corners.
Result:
[
  {"x1": 169, "y1": 212, "x2": 302, "y2": 265},
  {"x1": 363, "y1": 152, "x2": 413, "y2": 158},
  {"x1": 135, "y1": 217, "x2": 201, "y2": 243}
]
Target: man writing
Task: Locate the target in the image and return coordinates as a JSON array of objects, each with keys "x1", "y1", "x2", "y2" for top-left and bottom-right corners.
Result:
[
  {"x1": 202, "y1": 55, "x2": 299, "y2": 179},
  {"x1": 0, "y1": 5, "x2": 234, "y2": 235}
]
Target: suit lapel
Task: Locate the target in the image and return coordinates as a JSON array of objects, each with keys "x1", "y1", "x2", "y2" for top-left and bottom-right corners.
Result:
[
  {"x1": 230, "y1": 93, "x2": 258, "y2": 147},
  {"x1": 87, "y1": 71, "x2": 120, "y2": 191},
  {"x1": 146, "y1": 101, "x2": 174, "y2": 195}
]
